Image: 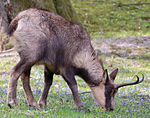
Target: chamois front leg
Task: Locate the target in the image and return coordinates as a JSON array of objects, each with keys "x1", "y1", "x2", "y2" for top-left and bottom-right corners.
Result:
[
  {"x1": 21, "y1": 69, "x2": 39, "y2": 109},
  {"x1": 38, "y1": 66, "x2": 54, "y2": 107},
  {"x1": 7, "y1": 60, "x2": 28, "y2": 108},
  {"x1": 63, "y1": 69, "x2": 82, "y2": 107}
]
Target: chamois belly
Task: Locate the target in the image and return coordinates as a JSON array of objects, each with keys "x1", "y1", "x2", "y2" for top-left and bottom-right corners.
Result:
[{"x1": 35, "y1": 60, "x2": 61, "y2": 75}]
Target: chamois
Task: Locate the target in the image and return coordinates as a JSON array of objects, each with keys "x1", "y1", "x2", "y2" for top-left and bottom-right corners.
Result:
[{"x1": 7, "y1": 8, "x2": 144, "y2": 111}]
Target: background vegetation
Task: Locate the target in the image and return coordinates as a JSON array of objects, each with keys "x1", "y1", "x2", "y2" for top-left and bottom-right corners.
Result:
[
  {"x1": 72, "y1": 0, "x2": 150, "y2": 38},
  {"x1": 0, "y1": 0, "x2": 150, "y2": 117}
]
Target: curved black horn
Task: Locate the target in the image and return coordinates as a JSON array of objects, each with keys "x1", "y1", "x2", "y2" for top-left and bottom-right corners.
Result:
[{"x1": 115, "y1": 74, "x2": 144, "y2": 89}]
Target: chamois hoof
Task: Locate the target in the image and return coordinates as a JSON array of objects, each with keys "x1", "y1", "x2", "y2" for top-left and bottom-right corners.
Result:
[
  {"x1": 75, "y1": 102, "x2": 83, "y2": 108},
  {"x1": 29, "y1": 105, "x2": 40, "y2": 110},
  {"x1": 37, "y1": 100, "x2": 47, "y2": 108},
  {"x1": 78, "y1": 104, "x2": 84, "y2": 108},
  {"x1": 38, "y1": 103, "x2": 47, "y2": 108},
  {"x1": 29, "y1": 102, "x2": 40, "y2": 110},
  {"x1": 39, "y1": 104, "x2": 47, "y2": 108},
  {"x1": 7, "y1": 101, "x2": 19, "y2": 108}
]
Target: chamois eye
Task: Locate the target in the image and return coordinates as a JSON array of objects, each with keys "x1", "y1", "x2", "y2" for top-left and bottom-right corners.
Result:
[
  {"x1": 110, "y1": 89, "x2": 118, "y2": 96},
  {"x1": 110, "y1": 90, "x2": 115, "y2": 96}
]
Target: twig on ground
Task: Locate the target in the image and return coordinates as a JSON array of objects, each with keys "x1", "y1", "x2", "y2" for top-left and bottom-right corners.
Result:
[
  {"x1": 0, "y1": 71, "x2": 9, "y2": 75},
  {"x1": 118, "y1": 3, "x2": 150, "y2": 7},
  {"x1": 0, "y1": 48, "x2": 14, "y2": 54},
  {"x1": 79, "y1": 91, "x2": 91, "y2": 94}
]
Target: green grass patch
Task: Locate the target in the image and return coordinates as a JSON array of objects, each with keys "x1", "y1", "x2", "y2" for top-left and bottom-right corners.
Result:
[{"x1": 71, "y1": 0, "x2": 150, "y2": 38}]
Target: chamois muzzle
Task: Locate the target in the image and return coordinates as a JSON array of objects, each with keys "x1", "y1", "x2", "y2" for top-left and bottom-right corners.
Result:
[{"x1": 115, "y1": 74, "x2": 144, "y2": 89}]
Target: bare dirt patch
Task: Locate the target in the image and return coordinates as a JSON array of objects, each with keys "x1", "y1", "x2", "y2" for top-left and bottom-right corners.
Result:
[{"x1": 92, "y1": 36, "x2": 150, "y2": 57}]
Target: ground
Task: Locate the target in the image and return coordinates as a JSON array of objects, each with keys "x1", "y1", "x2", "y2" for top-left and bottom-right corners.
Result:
[{"x1": 92, "y1": 36, "x2": 150, "y2": 58}]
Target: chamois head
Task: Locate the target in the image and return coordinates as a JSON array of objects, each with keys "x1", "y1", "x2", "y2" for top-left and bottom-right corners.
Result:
[{"x1": 90, "y1": 68, "x2": 144, "y2": 111}]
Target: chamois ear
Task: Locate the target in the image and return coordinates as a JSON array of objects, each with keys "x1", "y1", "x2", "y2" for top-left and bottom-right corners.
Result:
[
  {"x1": 109, "y1": 68, "x2": 118, "y2": 81},
  {"x1": 104, "y1": 69, "x2": 109, "y2": 83}
]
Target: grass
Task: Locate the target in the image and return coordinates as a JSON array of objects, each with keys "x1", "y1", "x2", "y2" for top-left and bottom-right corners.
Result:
[
  {"x1": 0, "y1": 54, "x2": 150, "y2": 118},
  {"x1": 71, "y1": 0, "x2": 150, "y2": 38}
]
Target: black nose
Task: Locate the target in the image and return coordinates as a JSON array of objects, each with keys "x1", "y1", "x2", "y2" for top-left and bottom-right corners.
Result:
[{"x1": 107, "y1": 107, "x2": 114, "y2": 111}]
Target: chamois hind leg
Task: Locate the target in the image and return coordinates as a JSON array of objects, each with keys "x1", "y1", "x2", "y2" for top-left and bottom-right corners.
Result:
[
  {"x1": 38, "y1": 66, "x2": 54, "y2": 107},
  {"x1": 7, "y1": 59, "x2": 30, "y2": 108},
  {"x1": 21, "y1": 68, "x2": 39, "y2": 108},
  {"x1": 62, "y1": 69, "x2": 82, "y2": 107}
]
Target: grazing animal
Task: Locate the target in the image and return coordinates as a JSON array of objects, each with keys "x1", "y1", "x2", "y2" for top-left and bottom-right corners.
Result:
[{"x1": 7, "y1": 8, "x2": 144, "y2": 111}]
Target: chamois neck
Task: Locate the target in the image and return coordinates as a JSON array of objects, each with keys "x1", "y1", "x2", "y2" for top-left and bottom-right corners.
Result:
[
  {"x1": 76, "y1": 59, "x2": 104, "y2": 87},
  {"x1": 87, "y1": 58, "x2": 104, "y2": 85}
]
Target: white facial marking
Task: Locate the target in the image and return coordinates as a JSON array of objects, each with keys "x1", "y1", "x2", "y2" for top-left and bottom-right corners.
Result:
[{"x1": 90, "y1": 83, "x2": 106, "y2": 110}]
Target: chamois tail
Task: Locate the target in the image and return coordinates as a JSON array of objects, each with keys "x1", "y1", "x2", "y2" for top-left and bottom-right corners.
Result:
[{"x1": 7, "y1": 18, "x2": 19, "y2": 36}]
